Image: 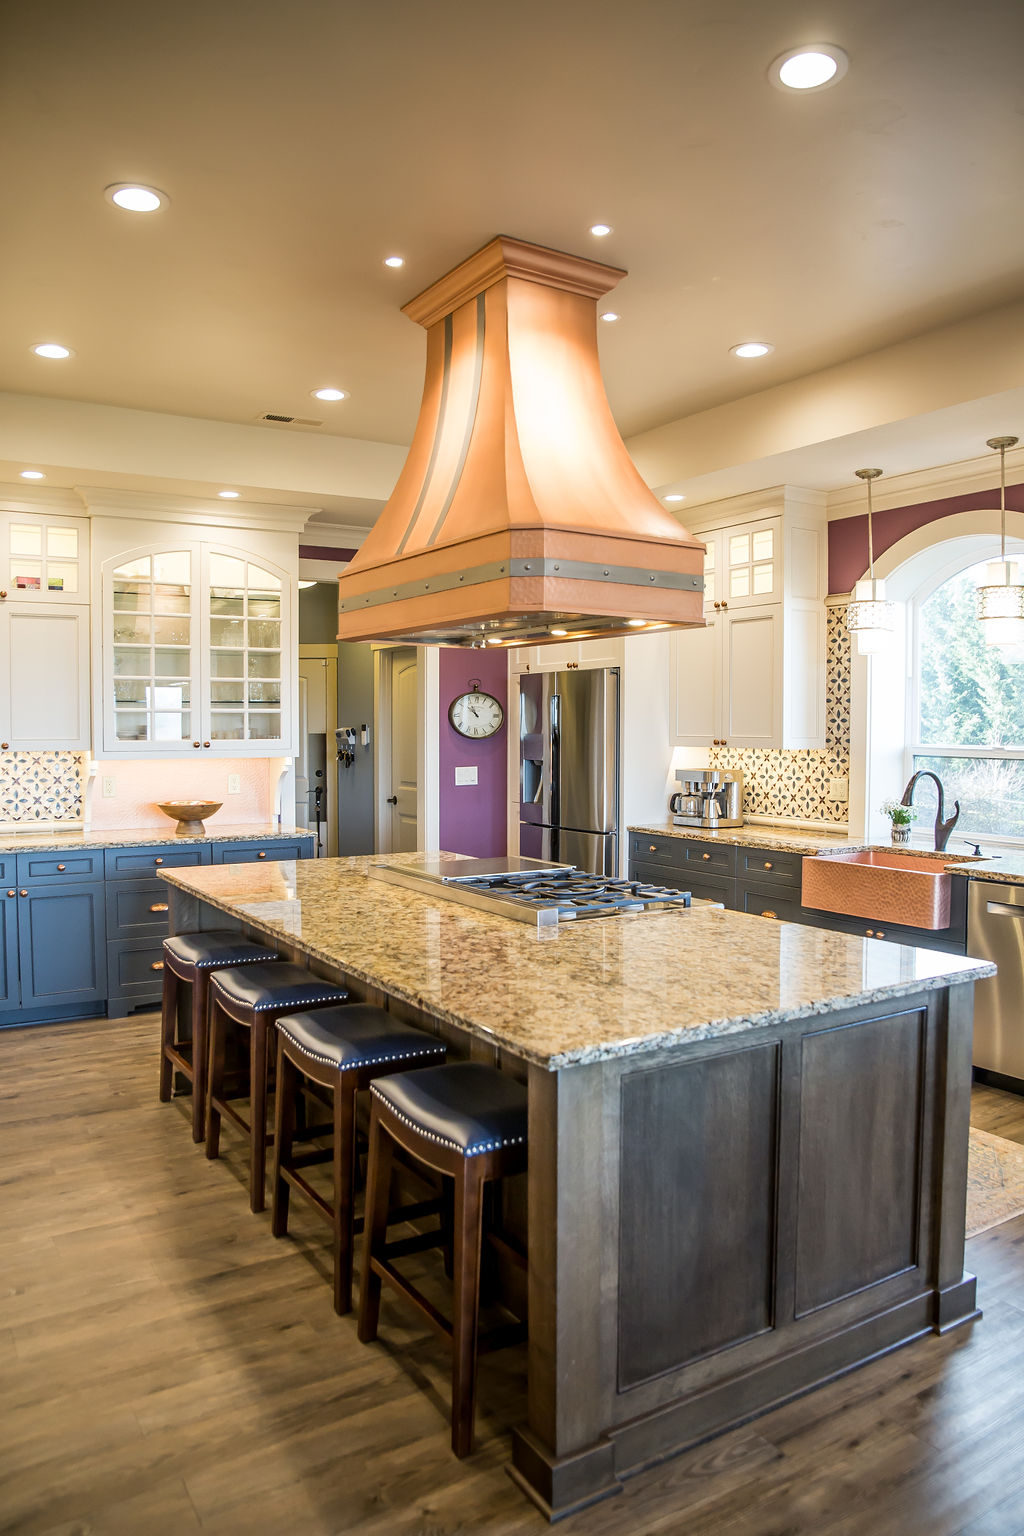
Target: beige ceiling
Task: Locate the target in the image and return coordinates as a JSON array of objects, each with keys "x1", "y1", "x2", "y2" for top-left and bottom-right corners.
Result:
[{"x1": 2, "y1": 0, "x2": 1023, "y2": 468}]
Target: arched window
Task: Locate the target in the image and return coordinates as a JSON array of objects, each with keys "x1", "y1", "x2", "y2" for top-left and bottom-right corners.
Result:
[{"x1": 910, "y1": 559, "x2": 1024, "y2": 840}]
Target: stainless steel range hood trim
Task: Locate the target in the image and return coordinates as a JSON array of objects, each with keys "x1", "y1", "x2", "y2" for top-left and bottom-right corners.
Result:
[{"x1": 339, "y1": 556, "x2": 703, "y2": 613}]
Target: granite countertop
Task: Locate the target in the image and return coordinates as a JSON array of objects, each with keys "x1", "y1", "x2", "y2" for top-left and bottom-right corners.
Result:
[
  {"x1": 960, "y1": 853, "x2": 1024, "y2": 885},
  {"x1": 159, "y1": 853, "x2": 994, "y2": 1072},
  {"x1": 629, "y1": 822, "x2": 871, "y2": 854},
  {"x1": 0, "y1": 823, "x2": 315, "y2": 853}
]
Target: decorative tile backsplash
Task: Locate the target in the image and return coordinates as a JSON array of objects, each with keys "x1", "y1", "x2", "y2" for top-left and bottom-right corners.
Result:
[
  {"x1": 0, "y1": 751, "x2": 85, "y2": 822},
  {"x1": 709, "y1": 604, "x2": 852, "y2": 825}
]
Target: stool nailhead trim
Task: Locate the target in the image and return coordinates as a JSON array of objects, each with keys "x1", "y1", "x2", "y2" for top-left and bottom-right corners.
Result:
[
  {"x1": 277, "y1": 1029, "x2": 446, "y2": 1073},
  {"x1": 370, "y1": 1084, "x2": 527, "y2": 1159},
  {"x1": 211, "y1": 984, "x2": 346, "y2": 1013},
  {"x1": 192, "y1": 954, "x2": 277, "y2": 969}
]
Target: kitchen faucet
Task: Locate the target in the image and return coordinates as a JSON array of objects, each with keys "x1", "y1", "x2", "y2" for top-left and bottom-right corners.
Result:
[{"x1": 900, "y1": 771, "x2": 961, "y2": 852}]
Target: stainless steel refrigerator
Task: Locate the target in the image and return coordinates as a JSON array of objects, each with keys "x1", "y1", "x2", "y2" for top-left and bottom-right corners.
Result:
[{"x1": 519, "y1": 668, "x2": 620, "y2": 876}]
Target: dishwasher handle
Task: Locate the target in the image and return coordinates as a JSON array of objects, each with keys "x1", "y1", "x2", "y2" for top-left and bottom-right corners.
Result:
[{"x1": 985, "y1": 900, "x2": 1024, "y2": 919}]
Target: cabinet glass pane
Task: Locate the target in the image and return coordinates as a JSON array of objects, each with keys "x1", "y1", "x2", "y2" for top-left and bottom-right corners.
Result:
[
  {"x1": 210, "y1": 616, "x2": 244, "y2": 647},
  {"x1": 12, "y1": 561, "x2": 42, "y2": 589},
  {"x1": 210, "y1": 650, "x2": 244, "y2": 678},
  {"x1": 209, "y1": 554, "x2": 245, "y2": 587},
  {"x1": 248, "y1": 594, "x2": 281, "y2": 619},
  {"x1": 113, "y1": 579, "x2": 150, "y2": 611},
  {"x1": 247, "y1": 652, "x2": 280, "y2": 679},
  {"x1": 211, "y1": 680, "x2": 245, "y2": 704},
  {"x1": 210, "y1": 591, "x2": 244, "y2": 615},
  {"x1": 752, "y1": 529, "x2": 774, "y2": 561},
  {"x1": 249, "y1": 564, "x2": 281, "y2": 591},
  {"x1": 115, "y1": 556, "x2": 151, "y2": 581},
  {"x1": 247, "y1": 618, "x2": 280, "y2": 648},
  {"x1": 153, "y1": 615, "x2": 190, "y2": 646},
  {"x1": 210, "y1": 711, "x2": 245, "y2": 740},
  {"x1": 153, "y1": 712, "x2": 190, "y2": 741},
  {"x1": 10, "y1": 524, "x2": 42, "y2": 556},
  {"x1": 114, "y1": 710, "x2": 150, "y2": 741},
  {"x1": 153, "y1": 552, "x2": 190, "y2": 585},
  {"x1": 248, "y1": 681, "x2": 281, "y2": 705},
  {"x1": 154, "y1": 648, "x2": 190, "y2": 678},
  {"x1": 113, "y1": 647, "x2": 149, "y2": 677},
  {"x1": 248, "y1": 712, "x2": 282, "y2": 739},
  {"x1": 113, "y1": 614, "x2": 153, "y2": 644},
  {"x1": 730, "y1": 569, "x2": 750, "y2": 598},
  {"x1": 114, "y1": 680, "x2": 149, "y2": 704},
  {"x1": 729, "y1": 534, "x2": 750, "y2": 566},
  {"x1": 753, "y1": 564, "x2": 774, "y2": 594},
  {"x1": 46, "y1": 561, "x2": 78, "y2": 593},
  {"x1": 705, "y1": 570, "x2": 716, "y2": 604},
  {"x1": 153, "y1": 585, "x2": 189, "y2": 614},
  {"x1": 46, "y1": 527, "x2": 78, "y2": 559}
]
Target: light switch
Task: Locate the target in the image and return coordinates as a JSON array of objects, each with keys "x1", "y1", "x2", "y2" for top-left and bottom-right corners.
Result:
[
  {"x1": 829, "y1": 777, "x2": 849, "y2": 802},
  {"x1": 454, "y1": 766, "x2": 478, "y2": 786}
]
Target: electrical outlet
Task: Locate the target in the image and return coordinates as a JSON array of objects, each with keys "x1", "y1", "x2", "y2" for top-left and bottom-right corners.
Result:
[
  {"x1": 227, "y1": 773, "x2": 241, "y2": 795},
  {"x1": 829, "y1": 777, "x2": 849, "y2": 802},
  {"x1": 102, "y1": 776, "x2": 116, "y2": 798}
]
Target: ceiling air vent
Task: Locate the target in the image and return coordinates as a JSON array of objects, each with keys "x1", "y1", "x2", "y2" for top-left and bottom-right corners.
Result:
[{"x1": 258, "y1": 412, "x2": 324, "y2": 427}]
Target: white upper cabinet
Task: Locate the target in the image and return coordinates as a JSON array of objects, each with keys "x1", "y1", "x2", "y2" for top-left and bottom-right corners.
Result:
[
  {"x1": 0, "y1": 509, "x2": 89, "y2": 602},
  {"x1": 97, "y1": 533, "x2": 294, "y2": 758},
  {"x1": 670, "y1": 491, "x2": 827, "y2": 750},
  {"x1": 0, "y1": 603, "x2": 90, "y2": 750}
]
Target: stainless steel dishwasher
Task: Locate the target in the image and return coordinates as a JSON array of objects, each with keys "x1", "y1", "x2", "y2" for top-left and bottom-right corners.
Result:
[{"x1": 968, "y1": 879, "x2": 1024, "y2": 1088}]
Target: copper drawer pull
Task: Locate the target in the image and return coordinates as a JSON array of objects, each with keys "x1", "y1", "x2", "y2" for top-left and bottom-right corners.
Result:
[
  {"x1": 57, "y1": 863, "x2": 66, "y2": 871},
  {"x1": 865, "y1": 928, "x2": 874, "y2": 937},
  {"x1": 763, "y1": 861, "x2": 773, "y2": 870},
  {"x1": 151, "y1": 961, "x2": 164, "y2": 971},
  {"x1": 649, "y1": 844, "x2": 657, "y2": 852},
  {"x1": 150, "y1": 902, "x2": 169, "y2": 913},
  {"x1": 155, "y1": 858, "x2": 164, "y2": 865},
  {"x1": 257, "y1": 851, "x2": 267, "y2": 858},
  {"x1": 702, "y1": 852, "x2": 711, "y2": 861},
  {"x1": 761, "y1": 909, "x2": 778, "y2": 919},
  {"x1": 876, "y1": 929, "x2": 885, "y2": 938}
]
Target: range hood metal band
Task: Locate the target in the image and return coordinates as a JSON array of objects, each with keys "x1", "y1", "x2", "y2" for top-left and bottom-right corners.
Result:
[{"x1": 338, "y1": 556, "x2": 704, "y2": 612}]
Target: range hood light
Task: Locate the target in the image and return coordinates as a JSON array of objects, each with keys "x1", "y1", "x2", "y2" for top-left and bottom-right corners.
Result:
[
  {"x1": 627, "y1": 619, "x2": 647, "y2": 627},
  {"x1": 550, "y1": 628, "x2": 569, "y2": 637}
]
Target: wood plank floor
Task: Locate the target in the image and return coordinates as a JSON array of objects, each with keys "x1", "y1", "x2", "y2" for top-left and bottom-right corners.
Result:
[{"x1": 2, "y1": 1015, "x2": 1024, "y2": 1536}]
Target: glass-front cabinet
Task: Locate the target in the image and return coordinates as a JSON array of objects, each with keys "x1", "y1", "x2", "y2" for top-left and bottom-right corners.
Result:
[
  {"x1": 101, "y1": 542, "x2": 292, "y2": 756},
  {"x1": 0, "y1": 510, "x2": 87, "y2": 601}
]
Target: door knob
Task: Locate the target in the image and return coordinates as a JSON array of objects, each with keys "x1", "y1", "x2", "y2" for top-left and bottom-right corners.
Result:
[{"x1": 386, "y1": 795, "x2": 398, "y2": 805}]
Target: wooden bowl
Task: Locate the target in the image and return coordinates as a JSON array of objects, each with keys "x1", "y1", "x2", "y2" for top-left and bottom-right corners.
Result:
[{"x1": 156, "y1": 800, "x2": 223, "y2": 837}]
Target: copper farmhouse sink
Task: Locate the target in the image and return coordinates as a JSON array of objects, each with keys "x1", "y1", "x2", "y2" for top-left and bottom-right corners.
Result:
[{"x1": 802, "y1": 850, "x2": 954, "y2": 930}]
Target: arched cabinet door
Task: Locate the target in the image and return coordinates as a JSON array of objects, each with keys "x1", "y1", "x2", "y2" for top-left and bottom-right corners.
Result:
[{"x1": 199, "y1": 548, "x2": 291, "y2": 754}]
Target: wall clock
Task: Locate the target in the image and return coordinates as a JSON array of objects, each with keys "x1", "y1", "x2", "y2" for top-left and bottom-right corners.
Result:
[{"x1": 448, "y1": 680, "x2": 504, "y2": 739}]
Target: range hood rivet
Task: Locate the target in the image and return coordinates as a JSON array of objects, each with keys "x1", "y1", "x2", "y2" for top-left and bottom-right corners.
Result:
[
  {"x1": 649, "y1": 574, "x2": 656, "y2": 582},
  {"x1": 603, "y1": 568, "x2": 610, "y2": 576}
]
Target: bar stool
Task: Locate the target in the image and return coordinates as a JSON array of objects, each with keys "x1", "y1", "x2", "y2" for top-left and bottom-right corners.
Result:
[
  {"x1": 159, "y1": 930, "x2": 281, "y2": 1142},
  {"x1": 205, "y1": 963, "x2": 349, "y2": 1212},
  {"x1": 271, "y1": 1005, "x2": 447, "y2": 1315},
  {"x1": 357, "y1": 1061, "x2": 528, "y2": 1457}
]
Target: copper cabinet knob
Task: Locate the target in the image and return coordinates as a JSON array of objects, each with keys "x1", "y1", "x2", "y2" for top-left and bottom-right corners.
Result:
[
  {"x1": 151, "y1": 961, "x2": 164, "y2": 971},
  {"x1": 57, "y1": 863, "x2": 66, "y2": 871},
  {"x1": 155, "y1": 858, "x2": 164, "y2": 866},
  {"x1": 721, "y1": 601, "x2": 728, "y2": 610},
  {"x1": 702, "y1": 852, "x2": 711, "y2": 860},
  {"x1": 0, "y1": 743, "x2": 8, "y2": 751},
  {"x1": 877, "y1": 930, "x2": 885, "y2": 938},
  {"x1": 257, "y1": 850, "x2": 266, "y2": 858},
  {"x1": 203, "y1": 741, "x2": 211, "y2": 748},
  {"x1": 193, "y1": 741, "x2": 201, "y2": 748},
  {"x1": 149, "y1": 902, "x2": 169, "y2": 913},
  {"x1": 761, "y1": 910, "x2": 777, "y2": 919},
  {"x1": 649, "y1": 844, "x2": 656, "y2": 852},
  {"x1": 763, "y1": 861, "x2": 773, "y2": 870},
  {"x1": 6, "y1": 890, "x2": 14, "y2": 898},
  {"x1": 865, "y1": 928, "x2": 874, "y2": 937},
  {"x1": 19, "y1": 889, "x2": 27, "y2": 897},
  {"x1": 0, "y1": 590, "x2": 6, "y2": 599}
]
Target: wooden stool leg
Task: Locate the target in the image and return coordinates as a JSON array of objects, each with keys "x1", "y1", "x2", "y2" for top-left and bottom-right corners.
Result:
[
  {"x1": 271, "y1": 1041, "x2": 298, "y2": 1238},
  {"x1": 249, "y1": 1015, "x2": 270, "y2": 1214},
  {"x1": 333, "y1": 1076, "x2": 357, "y2": 1316},
  {"x1": 451, "y1": 1162, "x2": 486, "y2": 1458},
  {"x1": 158, "y1": 963, "x2": 178, "y2": 1103},
  {"x1": 190, "y1": 971, "x2": 210, "y2": 1143},
  {"x1": 205, "y1": 995, "x2": 226, "y2": 1161},
  {"x1": 357, "y1": 1104, "x2": 395, "y2": 1344}
]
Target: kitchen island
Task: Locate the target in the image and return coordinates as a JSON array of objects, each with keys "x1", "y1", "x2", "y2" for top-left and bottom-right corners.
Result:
[{"x1": 161, "y1": 853, "x2": 995, "y2": 1520}]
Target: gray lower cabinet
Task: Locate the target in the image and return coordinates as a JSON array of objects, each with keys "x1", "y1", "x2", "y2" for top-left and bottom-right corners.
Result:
[{"x1": 0, "y1": 833, "x2": 314, "y2": 1027}]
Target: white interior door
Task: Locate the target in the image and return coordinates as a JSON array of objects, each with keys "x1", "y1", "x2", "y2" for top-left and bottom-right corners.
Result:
[{"x1": 389, "y1": 647, "x2": 419, "y2": 852}]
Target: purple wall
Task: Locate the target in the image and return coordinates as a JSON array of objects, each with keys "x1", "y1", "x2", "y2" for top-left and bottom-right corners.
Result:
[
  {"x1": 438, "y1": 648, "x2": 509, "y2": 859},
  {"x1": 829, "y1": 479, "x2": 1024, "y2": 593}
]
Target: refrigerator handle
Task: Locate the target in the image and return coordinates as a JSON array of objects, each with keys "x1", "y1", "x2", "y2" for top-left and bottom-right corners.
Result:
[{"x1": 550, "y1": 692, "x2": 561, "y2": 832}]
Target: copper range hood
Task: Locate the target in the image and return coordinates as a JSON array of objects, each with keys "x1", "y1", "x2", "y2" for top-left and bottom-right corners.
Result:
[{"x1": 337, "y1": 236, "x2": 706, "y2": 648}]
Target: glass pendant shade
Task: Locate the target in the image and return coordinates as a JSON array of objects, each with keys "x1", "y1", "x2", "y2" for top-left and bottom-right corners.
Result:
[
  {"x1": 977, "y1": 559, "x2": 1024, "y2": 646},
  {"x1": 847, "y1": 576, "x2": 897, "y2": 654}
]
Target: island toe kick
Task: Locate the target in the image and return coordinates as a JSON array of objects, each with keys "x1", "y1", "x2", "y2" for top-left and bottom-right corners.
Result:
[{"x1": 510, "y1": 983, "x2": 979, "y2": 1521}]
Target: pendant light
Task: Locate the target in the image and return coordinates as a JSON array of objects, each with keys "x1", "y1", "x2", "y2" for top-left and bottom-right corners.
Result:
[
  {"x1": 976, "y1": 435, "x2": 1023, "y2": 647},
  {"x1": 845, "y1": 468, "x2": 896, "y2": 654}
]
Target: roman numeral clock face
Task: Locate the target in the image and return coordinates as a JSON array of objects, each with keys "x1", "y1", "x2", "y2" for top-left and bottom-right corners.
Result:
[{"x1": 448, "y1": 690, "x2": 504, "y2": 739}]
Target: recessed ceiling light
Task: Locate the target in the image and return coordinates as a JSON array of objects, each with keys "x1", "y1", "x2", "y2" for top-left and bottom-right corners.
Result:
[
  {"x1": 20, "y1": 470, "x2": 45, "y2": 480},
  {"x1": 312, "y1": 387, "x2": 348, "y2": 401},
  {"x1": 627, "y1": 619, "x2": 647, "y2": 627},
  {"x1": 218, "y1": 490, "x2": 240, "y2": 499},
  {"x1": 32, "y1": 342, "x2": 73, "y2": 359},
  {"x1": 589, "y1": 224, "x2": 612, "y2": 237},
  {"x1": 730, "y1": 341, "x2": 774, "y2": 359},
  {"x1": 664, "y1": 494, "x2": 686, "y2": 503},
  {"x1": 769, "y1": 44, "x2": 849, "y2": 92},
  {"x1": 384, "y1": 255, "x2": 405, "y2": 268},
  {"x1": 105, "y1": 182, "x2": 168, "y2": 213},
  {"x1": 600, "y1": 311, "x2": 620, "y2": 323},
  {"x1": 297, "y1": 580, "x2": 318, "y2": 589}
]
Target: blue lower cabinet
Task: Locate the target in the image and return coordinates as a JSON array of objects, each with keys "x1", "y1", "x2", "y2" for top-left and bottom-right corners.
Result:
[
  {"x1": 212, "y1": 838, "x2": 313, "y2": 864},
  {"x1": 15, "y1": 881, "x2": 107, "y2": 1014},
  {"x1": 0, "y1": 890, "x2": 18, "y2": 1009},
  {"x1": 106, "y1": 938, "x2": 167, "y2": 1016}
]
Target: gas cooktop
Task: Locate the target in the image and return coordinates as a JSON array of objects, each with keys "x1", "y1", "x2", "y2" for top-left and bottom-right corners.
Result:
[{"x1": 370, "y1": 857, "x2": 700, "y2": 928}]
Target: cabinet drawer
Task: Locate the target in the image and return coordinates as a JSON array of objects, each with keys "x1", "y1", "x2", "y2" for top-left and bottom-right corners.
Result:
[
  {"x1": 16, "y1": 849, "x2": 104, "y2": 884},
  {"x1": 104, "y1": 845, "x2": 212, "y2": 880},
  {"x1": 629, "y1": 834, "x2": 735, "y2": 876},
  {"x1": 737, "y1": 882, "x2": 806, "y2": 924},
  {"x1": 106, "y1": 880, "x2": 172, "y2": 940},
  {"x1": 630, "y1": 859, "x2": 734, "y2": 906},
  {"x1": 106, "y1": 937, "x2": 167, "y2": 1004},
  {"x1": 737, "y1": 847, "x2": 804, "y2": 887},
  {"x1": 212, "y1": 839, "x2": 311, "y2": 864}
]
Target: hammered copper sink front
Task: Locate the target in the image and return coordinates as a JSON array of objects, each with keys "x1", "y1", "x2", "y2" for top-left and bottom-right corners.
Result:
[{"x1": 802, "y1": 849, "x2": 953, "y2": 929}]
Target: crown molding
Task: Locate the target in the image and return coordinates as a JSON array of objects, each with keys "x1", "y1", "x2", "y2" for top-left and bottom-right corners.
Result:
[
  {"x1": 299, "y1": 519, "x2": 370, "y2": 546},
  {"x1": 76, "y1": 486, "x2": 315, "y2": 532},
  {"x1": 672, "y1": 483, "x2": 827, "y2": 531},
  {"x1": 826, "y1": 444, "x2": 1024, "y2": 519},
  {"x1": 0, "y1": 482, "x2": 87, "y2": 515}
]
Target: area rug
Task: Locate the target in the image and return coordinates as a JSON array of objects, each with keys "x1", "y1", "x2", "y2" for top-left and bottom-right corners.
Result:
[{"x1": 966, "y1": 1127, "x2": 1024, "y2": 1238}]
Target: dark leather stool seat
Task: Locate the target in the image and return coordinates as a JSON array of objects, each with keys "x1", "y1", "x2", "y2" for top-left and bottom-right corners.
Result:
[
  {"x1": 358, "y1": 1061, "x2": 528, "y2": 1457},
  {"x1": 271, "y1": 1005, "x2": 446, "y2": 1314},
  {"x1": 205, "y1": 963, "x2": 348, "y2": 1212},
  {"x1": 159, "y1": 930, "x2": 280, "y2": 1143}
]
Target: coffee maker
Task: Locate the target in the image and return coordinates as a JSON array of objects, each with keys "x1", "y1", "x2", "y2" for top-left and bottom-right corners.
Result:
[{"x1": 670, "y1": 769, "x2": 744, "y2": 829}]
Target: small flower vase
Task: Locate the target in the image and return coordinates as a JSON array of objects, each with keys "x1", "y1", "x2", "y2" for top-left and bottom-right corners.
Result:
[{"x1": 890, "y1": 823, "x2": 911, "y2": 845}]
